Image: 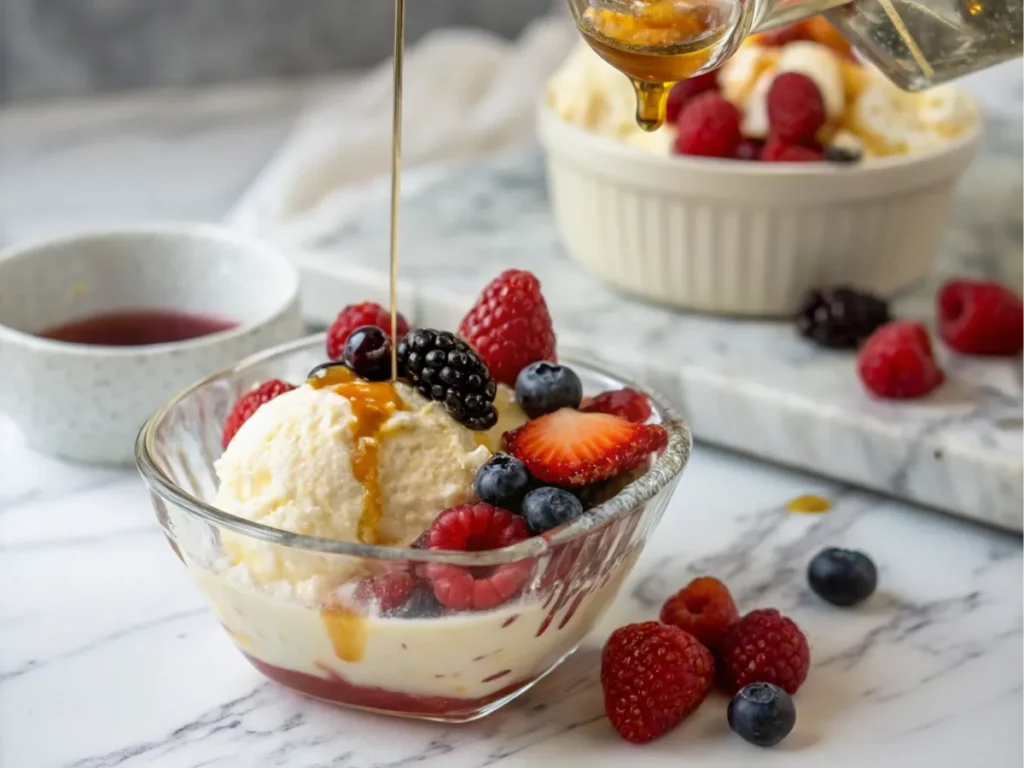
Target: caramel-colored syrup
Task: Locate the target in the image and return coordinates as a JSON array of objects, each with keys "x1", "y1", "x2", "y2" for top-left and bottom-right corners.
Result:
[
  {"x1": 321, "y1": 607, "x2": 368, "y2": 662},
  {"x1": 578, "y1": 2, "x2": 730, "y2": 131},
  {"x1": 786, "y1": 494, "x2": 832, "y2": 514},
  {"x1": 310, "y1": 366, "x2": 408, "y2": 545}
]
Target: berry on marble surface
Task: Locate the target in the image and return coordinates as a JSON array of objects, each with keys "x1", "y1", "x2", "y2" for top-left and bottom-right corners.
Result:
[
  {"x1": 808, "y1": 547, "x2": 877, "y2": 607},
  {"x1": 719, "y1": 609, "x2": 810, "y2": 695},
  {"x1": 857, "y1": 320, "x2": 945, "y2": 399},
  {"x1": 660, "y1": 576, "x2": 740, "y2": 653},
  {"x1": 601, "y1": 622, "x2": 715, "y2": 744},
  {"x1": 728, "y1": 682, "x2": 797, "y2": 747},
  {"x1": 937, "y1": 278, "x2": 1023, "y2": 356},
  {"x1": 796, "y1": 287, "x2": 891, "y2": 350}
]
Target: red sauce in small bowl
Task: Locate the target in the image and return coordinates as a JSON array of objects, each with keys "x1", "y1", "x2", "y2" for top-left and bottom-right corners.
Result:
[{"x1": 39, "y1": 310, "x2": 237, "y2": 346}]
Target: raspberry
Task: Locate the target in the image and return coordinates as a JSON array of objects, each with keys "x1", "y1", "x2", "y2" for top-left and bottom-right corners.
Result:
[
  {"x1": 857, "y1": 320, "x2": 945, "y2": 399},
  {"x1": 459, "y1": 270, "x2": 557, "y2": 387},
  {"x1": 222, "y1": 379, "x2": 295, "y2": 448},
  {"x1": 937, "y1": 279, "x2": 1024, "y2": 356},
  {"x1": 660, "y1": 576, "x2": 740, "y2": 652},
  {"x1": 601, "y1": 622, "x2": 715, "y2": 743},
  {"x1": 673, "y1": 92, "x2": 742, "y2": 159},
  {"x1": 425, "y1": 503, "x2": 532, "y2": 611},
  {"x1": 718, "y1": 609, "x2": 810, "y2": 696},
  {"x1": 666, "y1": 71, "x2": 719, "y2": 124},
  {"x1": 761, "y1": 135, "x2": 824, "y2": 162},
  {"x1": 766, "y1": 72, "x2": 826, "y2": 143},
  {"x1": 326, "y1": 302, "x2": 410, "y2": 361},
  {"x1": 353, "y1": 569, "x2": 417, "y2": 614},
  {"x1": 580, "y1": 388, "x2": 653, "y2": 423}
]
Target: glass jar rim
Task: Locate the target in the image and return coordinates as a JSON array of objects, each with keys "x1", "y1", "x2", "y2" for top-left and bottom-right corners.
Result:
[{"x1": 135, "y1": 334, "x2": 692, "y2": 567}]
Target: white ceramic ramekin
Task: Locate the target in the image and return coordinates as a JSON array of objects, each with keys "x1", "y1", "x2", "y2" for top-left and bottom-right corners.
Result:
[
  {"x1": 0, "y1": 225, "x2": 303, "y2": 465},
  {"x1": 538, "y1": 103, "x2": 981, "y2": 317}
]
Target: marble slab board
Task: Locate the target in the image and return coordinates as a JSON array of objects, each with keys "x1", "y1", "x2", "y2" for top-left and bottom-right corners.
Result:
[{"x1": 292, "y1": 139, "x2": 1024, "y2": 533}]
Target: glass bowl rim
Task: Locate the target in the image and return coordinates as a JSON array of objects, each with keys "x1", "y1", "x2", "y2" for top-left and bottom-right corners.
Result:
[{"x1": 135, "y1": 333, "x2": 692, "y2": 567}]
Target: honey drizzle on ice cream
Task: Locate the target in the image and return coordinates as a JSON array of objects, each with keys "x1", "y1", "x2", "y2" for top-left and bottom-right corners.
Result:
[{"x1": 309, "y1": 366, "x2": 407, "y2": 545}]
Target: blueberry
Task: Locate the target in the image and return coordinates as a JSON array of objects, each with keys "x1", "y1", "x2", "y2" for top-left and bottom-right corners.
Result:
[
  {"x1": 807, "y1": 547, "x2": 877, "y2": 607},
  {"x1": 342, "y1": 325, "x2": 393, "y2": 381},
  {"x1": 824, "y1": 145, "x2": 862, "y2": 164},
  {"x1": 474, "y1": 454, "x2": 533, "y2": 511},
  {"x1": 515, "y1": 362, "x2": 583, "y2": 418},
  {"x1": 521, "y1": 487, "x2": 584, "y2": 533},
  {"x1": 393, "y1": 584, "x2": 444, "y2": 619},
  {"x1": 728, "y1": 683, "x2": 796, "y2": 747}
]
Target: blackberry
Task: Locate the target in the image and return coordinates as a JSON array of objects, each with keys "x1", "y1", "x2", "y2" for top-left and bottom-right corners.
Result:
[
  {"x1": 796, "y1": 287, "x2": 891, "y2": 350},
  {"x1": 397, "y1": 328, "x2": 498, "y2": 430}
]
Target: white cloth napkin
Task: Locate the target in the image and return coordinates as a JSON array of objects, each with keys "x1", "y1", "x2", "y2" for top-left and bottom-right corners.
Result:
[{"x1": 229, "y1": 11, "x2": 578, "y2": 248}]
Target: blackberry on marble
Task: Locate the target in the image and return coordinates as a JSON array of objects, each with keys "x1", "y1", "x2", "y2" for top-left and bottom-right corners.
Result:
[
  {"x1": 796, "y1": 287, "x2": 891, "y2": 350},
  {"x1": 397, "y1": 328, "x2": 498, "y2": 430}
]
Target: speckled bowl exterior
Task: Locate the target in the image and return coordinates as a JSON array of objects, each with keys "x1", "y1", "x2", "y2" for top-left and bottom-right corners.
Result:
[{"x1": 0, "y1": 225, "x2": 303, "y2": 465}]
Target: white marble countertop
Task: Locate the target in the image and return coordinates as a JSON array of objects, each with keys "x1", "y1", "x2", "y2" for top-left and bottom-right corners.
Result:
[
  {"x1": 0, "y1": 76, "x2": 1022, "y2": 766},
  {"x1": 2, "y1": 415, "x2": 1021, "y2": 768}
]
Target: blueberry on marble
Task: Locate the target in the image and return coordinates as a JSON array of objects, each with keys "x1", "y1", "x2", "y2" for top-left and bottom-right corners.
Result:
[
  {"x1": 521, "y1": 487, "x2": 583, "y2": 533},
  {"x1": 474, "y1": 454, "x2": 533, "y2": 511},
  {"x1": 807, "y1": 547, "x2": 878, "y2": 607},
  {"x1": 728, "y1": 683, "x2": 796, "y2": 747},
  {"x1": 342, "y1": 325, "x2": 392, "y2": 381},
  {"x1": 514, "y1": 362, "x2": 583, "y2": 418}
]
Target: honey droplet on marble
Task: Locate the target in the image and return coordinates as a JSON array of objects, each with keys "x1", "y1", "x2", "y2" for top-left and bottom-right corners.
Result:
[{"x1": 786, "y1": 495, "x2": 831, "y2": 514}]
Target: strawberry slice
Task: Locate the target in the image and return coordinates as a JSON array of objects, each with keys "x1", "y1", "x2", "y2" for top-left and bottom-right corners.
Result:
[{"x1": 504, "y1": 408, "x2": 667, "y2": 487}]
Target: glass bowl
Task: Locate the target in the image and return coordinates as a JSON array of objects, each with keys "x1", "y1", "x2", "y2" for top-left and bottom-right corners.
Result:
[{"x1": 136, "y1": 334, "x2": 692, "y2": 722}]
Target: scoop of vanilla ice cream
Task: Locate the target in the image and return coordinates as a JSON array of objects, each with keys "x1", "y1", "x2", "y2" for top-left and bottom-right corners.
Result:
[
  {"x1": 850, "y1": 76, "x2": 978, "y2": 155},
  {"x1": 547, "y1": 43, "x2": 673, "y2": 155},
  {"x1": 718, "y1": 44, "x2": 778, "y2": 106},
  {"x1": 215, "y1": 382, "x2": 490, "y2": 587}
]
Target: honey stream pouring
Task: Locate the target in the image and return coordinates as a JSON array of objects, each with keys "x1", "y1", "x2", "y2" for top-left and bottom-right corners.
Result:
[{"x1": 563, "y1": 0, "x2": 1023, "y2": 130}]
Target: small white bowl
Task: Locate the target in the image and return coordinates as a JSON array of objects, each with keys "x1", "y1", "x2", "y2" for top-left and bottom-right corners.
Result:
[
  {"x1": 538, "y1": 103, "x2": 981, "y2": 317},
  {"x1": 0, "y1": 225, "x2": 303, "y2": 465}
]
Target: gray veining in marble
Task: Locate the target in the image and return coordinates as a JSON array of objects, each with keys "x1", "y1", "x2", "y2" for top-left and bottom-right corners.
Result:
[{"x1": 1, "y1": 0, "x2": 558, "y2": 103}]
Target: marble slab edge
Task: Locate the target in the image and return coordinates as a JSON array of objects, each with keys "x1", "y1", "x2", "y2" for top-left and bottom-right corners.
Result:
[{"x1": 292, "y1": 252, "x2": 1023, "y2": 533}]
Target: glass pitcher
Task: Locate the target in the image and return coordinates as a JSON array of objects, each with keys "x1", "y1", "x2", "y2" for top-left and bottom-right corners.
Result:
[{"x1": 566, "y1": 0, "x2": 1023, "y2": 130}]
